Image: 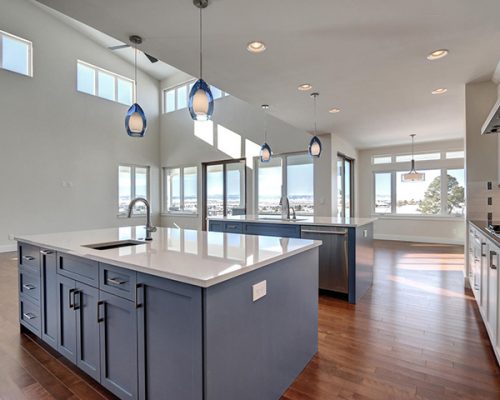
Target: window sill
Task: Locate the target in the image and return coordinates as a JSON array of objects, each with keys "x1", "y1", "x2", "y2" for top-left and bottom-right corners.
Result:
[
  {"x1": 117, "y1": 214, "x2": 147, "y2": 219},
  {"x1": 161, "y1": 212, "x2": 199, "y2": 218},
  {"x1": 372, "y1": 214, "x2": 465, "y2": 222}
]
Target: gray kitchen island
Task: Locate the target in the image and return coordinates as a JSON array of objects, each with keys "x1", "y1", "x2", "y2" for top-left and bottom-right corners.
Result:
[
  {"x1": 16, "y1": 226, "x2": 320, "y2": 400},
  {"x1": 208, "y1": 215, "x2": 376, "y2": 303}
]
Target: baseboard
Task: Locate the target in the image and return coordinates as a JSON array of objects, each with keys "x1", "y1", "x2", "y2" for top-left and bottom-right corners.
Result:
[
  {"x1": 374, "y1": 233, "x2": 464, "y2": 245},
  {"x1": 0, "y1": 244, "x2": 17, "y2": 253}
]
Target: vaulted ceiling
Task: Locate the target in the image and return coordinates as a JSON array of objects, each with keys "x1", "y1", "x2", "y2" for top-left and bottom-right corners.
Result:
[{"x1": 36, "y1": 0, "x2": 500, "y2": 147}]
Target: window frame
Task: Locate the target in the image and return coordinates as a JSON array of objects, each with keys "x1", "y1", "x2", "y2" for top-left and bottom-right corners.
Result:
[
  {"x1": 254, "y1": 151, "x2": 315, "y2": 216},
  {"x1": 118, "y1": 164, "x2": 150, "y2": 217},
  {"x1": 162, "y1": 165, "x2": 199, "y2": 216},
  {"x1": 371, "y1": 149, "x2": 463, "y2": 165},
  {"x1": 373, "y1": 167, "x2": 465, "y2": 218},
  {"x1": 0, "y1": 29, "x2": 33, "y2": 77},
  {"x1": 77, "y1": 60, "x2": 135, "y2": 105}
]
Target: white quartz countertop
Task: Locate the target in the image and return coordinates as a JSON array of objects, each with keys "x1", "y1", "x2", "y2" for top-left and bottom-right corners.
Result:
[
  {"x1": 15, "y1": 227, "x2": 321, "y2": 288},
  {"x1": 208, "y1": 215, "x2": 377, "y2": 227}
]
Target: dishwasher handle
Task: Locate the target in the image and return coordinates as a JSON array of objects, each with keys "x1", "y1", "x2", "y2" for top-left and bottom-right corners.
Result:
[{"x1": 301, "y1": 229, "x2": 347, "y2": 236}]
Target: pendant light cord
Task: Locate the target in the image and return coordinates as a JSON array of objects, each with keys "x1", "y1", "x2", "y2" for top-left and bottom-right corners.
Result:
[
  {"x1": 264, "y1": 107, "x2": 268, "y2": 143},
  {"x1": 199, "y1": 6, "x2": 203, "y2": 79},
  {"x1": 313, "y1": 93, "x2": 318, "y2": 135},
  {"x1": 134, "y1": 46, "x2": 138, "y2": 101}
]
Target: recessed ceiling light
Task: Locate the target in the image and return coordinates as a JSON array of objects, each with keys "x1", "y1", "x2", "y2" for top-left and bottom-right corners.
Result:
[
  {"x1": 247, "y1": 41, "x2": 266, "y2": 53},
  {"x1": 427, "y1": 49, "x2": 449, "y2": 60},
  {"x1": 298, "y1": 83, "x2": 312, "y2": 91},
  {"x1": 329, "y1": 107, "x2": 341, "y2": 114},
  {"x1": 432, "y1": 88, "x2": 448, "y2": 95}
]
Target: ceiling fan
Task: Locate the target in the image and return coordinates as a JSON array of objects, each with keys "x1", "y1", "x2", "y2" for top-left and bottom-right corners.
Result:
[{"x1": 108, "y1": 35, "x2": 159, "y2": 64}]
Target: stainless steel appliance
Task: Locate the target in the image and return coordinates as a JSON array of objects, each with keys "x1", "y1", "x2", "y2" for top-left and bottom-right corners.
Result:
[{"x1": 300, "y1": 226, "x2": 348, "y2": 293}]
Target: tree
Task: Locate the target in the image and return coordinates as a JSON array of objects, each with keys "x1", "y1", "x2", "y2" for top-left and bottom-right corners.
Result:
[{"x1": 417, "y1": 174, "x2": 464, "y2": 215}]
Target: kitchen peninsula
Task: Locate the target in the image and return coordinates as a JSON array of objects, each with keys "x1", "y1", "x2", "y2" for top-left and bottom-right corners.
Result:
[
  {"x1": 209, "y1": 215, "x2": 376, "y2": 303},
  {"x1": 16, "y1": 226, "x2": 320, "y2": 400}
]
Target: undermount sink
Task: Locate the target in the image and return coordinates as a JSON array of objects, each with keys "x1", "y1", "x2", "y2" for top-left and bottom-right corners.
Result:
[
  {"x1": 83, "y1": 240, "x2": 145, "y2": 250},
  {"x1": 258, "y1": 217, "x2": 307, "y2": 222}
]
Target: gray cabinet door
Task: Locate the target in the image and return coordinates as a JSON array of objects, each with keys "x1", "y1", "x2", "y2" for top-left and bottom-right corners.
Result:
[
  {"x1": 57, "y1": 274, "x2": 77, "y2": 363},
  {"x1": 137, "y1": 274, "x2": 203, "y2": 400},
  {"x1": 99, "y1": 291, "x2": 138, "y2": 400},
  {"x1": 75, "y1": 282, "x2": 101, "y2": 381},
  {"x1": 41, "y1": 249, "x2": 58, "y2": 350}
]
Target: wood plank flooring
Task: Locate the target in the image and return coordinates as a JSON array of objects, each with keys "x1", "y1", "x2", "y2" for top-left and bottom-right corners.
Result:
[{"x1": 1, "y1": 241, "x2": 499, "y2": 399}]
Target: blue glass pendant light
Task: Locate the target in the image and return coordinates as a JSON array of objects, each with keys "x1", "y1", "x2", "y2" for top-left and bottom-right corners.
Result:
[
  {"x1": 189, "y1": 0, "x2": 214, "y2": 121},
  {"x1": 308, "y1": 92, "x2": 322, "y2": 157},
  {"x1": 126, "y1": 39, "x2": 147, "y2": 137},
  {"x1": 260, "y1": 104, "x2": 272, "y2": 162}
]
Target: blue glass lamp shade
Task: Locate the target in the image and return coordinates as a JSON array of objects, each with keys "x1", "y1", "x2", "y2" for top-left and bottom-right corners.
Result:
[
  {"x1": 188, "y1": 79, "x2": 214, "y2": 121},
  {"x1": 308, "y1": 136, "x2": 322, "y2": 157},
  {"x1": 125, "y1": 103, "x2": 147, "y2": 137},
  {"x1": 260, "y1": 142, "x2": 272, "y2": 162}
]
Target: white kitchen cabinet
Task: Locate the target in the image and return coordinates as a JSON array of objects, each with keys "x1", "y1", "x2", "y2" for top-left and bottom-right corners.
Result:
[{"x1": 468, "y1": 222, "x2": 500, "y2": 365}]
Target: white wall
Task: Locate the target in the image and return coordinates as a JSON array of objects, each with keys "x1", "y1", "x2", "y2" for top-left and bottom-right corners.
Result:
[
  {"x1": 160, "y1": 74, "x2": 336, "y2": 229},
  {"x1": 0, "y1": 0, "x2": 161, "y2": 251},
  {"x1": 358, "y1": 139, "x2": 465, "y2": 244}
]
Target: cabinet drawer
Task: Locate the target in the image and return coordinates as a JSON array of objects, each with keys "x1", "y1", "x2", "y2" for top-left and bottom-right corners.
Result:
[
  {"x1": 209, "y1": 221, "x2": 223, "y2": 232},
  {"x1": 244, "y1": 223, "x2": 301, "y2": 238},
  {"x1": 223, "y1": 222, "x2": 243, "y2": 233},
  {"x1": 20, "y1": 297, "x2": 41, "y2": 336},
  {"x1": 99, "y1": 263, "x2": 137, "y2": 301},
  {"x1": 57, "y1": 253, "x2": 98, "y2": 287},
  {"x1": 19, "y1": 267, "x2": 41, "y2": 304},
  {"x1": 18, "y1": 242, "x2": 40, "y2": 272}
]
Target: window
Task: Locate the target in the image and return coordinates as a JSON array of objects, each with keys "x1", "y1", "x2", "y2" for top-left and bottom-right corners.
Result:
[
  {"x1": 372, "y1": 156, "x2": 392, "y2": 165},
  {"x1": 163, "y1": 166, "x2": 198, "y2": 214},
  {"x1": 337, "y1": 154, "x2": 354, "y2": 217},
  {"x1": 77, "y1": 61, "x2": 134, "y2": 105},
  {"x1": 446, "y1": 151, "x2": 464, "y2": 159},
  {"x1": 0, "y1": 30, "x2": 32, "y2": 76},
  {"x1": 162, "y1": 81, "x2": 230, "y2": 113},
  {"x1": 118, "y1": 165, "x2": 150, "y2": 215},
  {"x1": 374, "y1": 169, "x2": 465, "y2": 216},
  {"x1": 395, "y1": 152, "x2": 441, "y2": 162},
  {"x1": 203, "y1": 159, "x2": 246, "y2": 226},
  {"x1": 256, "y1": 152, "x2": 314, "y2": 215},
  {"x1": 374, "y1": 173, "x2": 392, "y2": 214}
]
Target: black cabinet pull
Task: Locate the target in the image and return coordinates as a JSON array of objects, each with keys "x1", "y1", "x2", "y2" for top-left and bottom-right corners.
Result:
[
  {"x1": 73, "y1": 290, "x2": 81, "y2": 311},
  {"x1": 69, "y1": 289, "x2": 76, "y2": 309},
  {"x1": 136, "y1": 284, "x2": 144, "y2": 309},
  {"x1": 40, "y1": 250, "x2": 53, "y2": 255},
  {"x1": 490, "y1": 251, "x2": 497, "y2": 270},
  {"x1": 481, "y1": 242, "x2": 487, "y2": 257},
  {"x1": 107, "y1": 277, "x2": 127, "y2": 285},
  {"x1": 22, "y1": 255, "x2": 35, "y2": 261},
  {"x1": 97, "y1": 301, "x2": 105, "y2": 323}
]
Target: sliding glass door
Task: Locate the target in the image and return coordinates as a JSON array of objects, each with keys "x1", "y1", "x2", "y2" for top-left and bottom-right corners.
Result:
[
  {"x1": 202, "y1": 159, "x2": 246, "y2": 229},
  {"x1": 337, "y1": 153, "x2": 354, "y2": 218}
]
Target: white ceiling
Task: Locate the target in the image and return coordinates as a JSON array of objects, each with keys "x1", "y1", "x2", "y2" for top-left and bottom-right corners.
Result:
[{"x1": 35, "y1": 0, "x2": 500, "y2": 148}]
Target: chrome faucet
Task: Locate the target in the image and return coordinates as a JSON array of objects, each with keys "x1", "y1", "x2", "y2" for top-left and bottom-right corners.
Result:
[
  {"x1": 128, "y1": 198, "x2": 157, "y2": 241},
  {"x1": 279, "y1": 195, "x2": 291, "y2": 220}
]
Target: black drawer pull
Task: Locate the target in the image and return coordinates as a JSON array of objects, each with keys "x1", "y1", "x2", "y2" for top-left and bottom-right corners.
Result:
[
  {"x1": 22, "y1": 256, "x2": 35, "y2": 261},
  {"x1": 40, "y1": 250, "x2": 53, "y2": 255},
  {"x1": 107, "y1": 277, "x2": 127, "y2": 285},
  {"x1": 22, "y1": 284, "x2": 36, "y2": 290},
  {"x1": 227, "y1": 225, "x2": 238, "y2": 229},
  {"x1": 23, "y1": 312, "x2": 36, "y2": 320}
]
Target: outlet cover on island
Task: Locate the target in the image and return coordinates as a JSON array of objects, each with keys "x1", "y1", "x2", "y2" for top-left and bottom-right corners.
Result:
[{"x1": 252, "y1": 280, "x2": 267, "y2": 302}]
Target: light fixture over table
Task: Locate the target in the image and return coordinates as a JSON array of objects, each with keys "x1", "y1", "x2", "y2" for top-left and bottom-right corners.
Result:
[
  {"x1": 188, "y1": 0, "x2": 214, "y2": 121},
  {"x1": 125, "y1": 35, "x2": 147, "y2": 137},
  {"x1": 401, "y1": 134, "x2": 425, "y2": 182}
]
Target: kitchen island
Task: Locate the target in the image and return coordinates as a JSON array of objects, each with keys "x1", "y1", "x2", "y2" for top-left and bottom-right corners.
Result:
[
  {"x1": 208, "y1": 215, "x2": 376, "y2": 303},
  {"x1": 16, "y1": 226, "x2": 321, "y2": 400}
]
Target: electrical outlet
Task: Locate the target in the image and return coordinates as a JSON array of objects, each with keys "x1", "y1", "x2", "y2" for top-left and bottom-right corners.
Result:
[
  {"x1": 252, "y1": 280, "x2": 267, "y2": 302},
  {"x1": 8, "y1": 234, "x2": 14, "y2": 241}
]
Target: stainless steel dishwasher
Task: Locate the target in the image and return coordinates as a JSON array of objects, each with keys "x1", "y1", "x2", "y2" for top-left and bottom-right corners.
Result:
[{"x1": 300, "y1": 226, "x2": 349, "y2": 293}]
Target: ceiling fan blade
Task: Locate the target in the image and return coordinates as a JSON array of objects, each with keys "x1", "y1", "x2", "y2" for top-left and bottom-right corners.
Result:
[
  {"x1": 144, "y1": 53, "x2": 159, "y2": 63},
  {"x1": 108, "y1": 44, "x2": 130, "y2": 51}
]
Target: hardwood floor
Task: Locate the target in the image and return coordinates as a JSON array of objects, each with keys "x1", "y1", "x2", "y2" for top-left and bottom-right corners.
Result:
[{"x1": 1, "y1": 240, "x2": 499, "y2": 399}]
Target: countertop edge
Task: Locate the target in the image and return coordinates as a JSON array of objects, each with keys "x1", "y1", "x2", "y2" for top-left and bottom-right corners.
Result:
[
  {"x1": 469, "y1": 220, "x2": 500, "y2": 246},
  {"x1": 15, "y1": 235, "x2": 322, "y2": 288}
]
